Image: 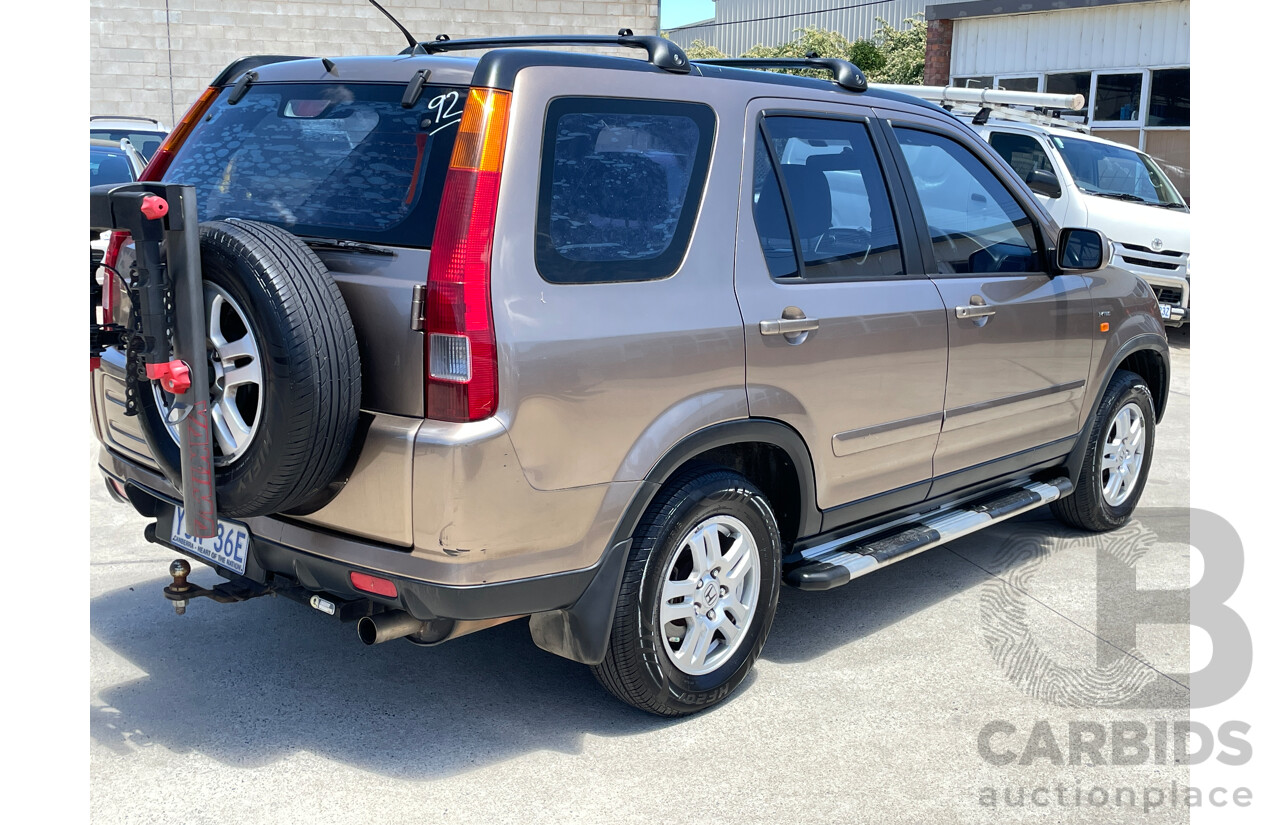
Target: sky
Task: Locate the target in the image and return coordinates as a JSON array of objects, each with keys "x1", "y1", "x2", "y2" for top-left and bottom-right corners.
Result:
[{"x1": 661, "y1": 0, "x2": 717, "y2": 29}]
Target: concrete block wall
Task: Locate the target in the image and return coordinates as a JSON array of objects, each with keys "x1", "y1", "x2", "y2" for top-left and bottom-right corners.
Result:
[{"x1": 91, "y1": 1, "x2": 661, "y2": 125}]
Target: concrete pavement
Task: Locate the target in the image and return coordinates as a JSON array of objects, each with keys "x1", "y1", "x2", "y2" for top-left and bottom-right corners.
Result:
[{"x1": 89, "y1": 327, "x2": 1192, "y2": 823}]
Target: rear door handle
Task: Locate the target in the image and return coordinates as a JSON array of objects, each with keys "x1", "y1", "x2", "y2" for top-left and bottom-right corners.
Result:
[
  {"x1": 955, "y1": 305, "x2": 997, "y2": 319},
  {"x1": 760, "y1": 317, "x2": 821, "y2": 335}
]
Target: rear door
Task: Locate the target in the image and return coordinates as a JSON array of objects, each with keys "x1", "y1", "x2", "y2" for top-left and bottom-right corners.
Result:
[
  {"x1": 734, "y1": 99, "x2": 949, "y2": 514},
  {"x1": 882, "y1": 115, "x2": 1094, "y2": 487}
]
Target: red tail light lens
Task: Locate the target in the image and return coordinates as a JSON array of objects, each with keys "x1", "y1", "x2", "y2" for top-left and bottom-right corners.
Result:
[
  {"x1": 99, "y1": 230, "x2": 131, "y2": 324},
  {"x1": 424, "y1": 88, "x2": 511, "y2": 422}
]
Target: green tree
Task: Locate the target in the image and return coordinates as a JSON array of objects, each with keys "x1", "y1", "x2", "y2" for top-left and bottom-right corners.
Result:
[
  {"x1": 740, "y1": 26, "x2": 883, "y2": 78},
  {"x1": 871, "y1": 14, "x2": 927, "y2": 85},
  {"x1": 683, "y1": 39, "x2": 728, "y2": 60}
]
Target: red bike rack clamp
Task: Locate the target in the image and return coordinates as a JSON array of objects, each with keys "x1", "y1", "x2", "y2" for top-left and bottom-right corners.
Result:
[{"x1": 146, "y1": 360, "x2": 192, "y2": 395}]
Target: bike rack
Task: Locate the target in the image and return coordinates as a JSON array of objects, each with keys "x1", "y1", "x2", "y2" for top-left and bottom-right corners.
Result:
[{"x1": 90, "y1": 182, "x2": 217, "y2": 537}]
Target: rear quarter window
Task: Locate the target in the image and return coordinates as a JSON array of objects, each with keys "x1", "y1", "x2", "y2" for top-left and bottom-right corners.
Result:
[{"x1": 535, "y1": 98, "x2": 715, "y2": 284}]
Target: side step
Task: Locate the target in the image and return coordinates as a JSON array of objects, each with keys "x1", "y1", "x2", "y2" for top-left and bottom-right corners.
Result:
[{"x1": 784, "y1": 478, "x2": 1073, "y2": 591}]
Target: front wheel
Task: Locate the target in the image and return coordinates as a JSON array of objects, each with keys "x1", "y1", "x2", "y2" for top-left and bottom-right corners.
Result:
[
  {"x1": 592, "y1": 465, "x2": 781, "y2": 716},
  {"x1": 1052, "y1": 369, "x2": 1156, "y2": 531}
]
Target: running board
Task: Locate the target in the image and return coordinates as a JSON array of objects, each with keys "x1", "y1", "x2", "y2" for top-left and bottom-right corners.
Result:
[{"x1": 784, "y1": 478, "x2": 1073, "y2": 591}]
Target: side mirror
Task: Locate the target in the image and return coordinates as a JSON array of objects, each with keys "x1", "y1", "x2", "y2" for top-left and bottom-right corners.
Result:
[
  {"x1": 1027, "y1": 168, "x2": 1062, "y2": 199},
  {"x1": 1057, "y1": 228, "x2": 1111, "y2": 272}
]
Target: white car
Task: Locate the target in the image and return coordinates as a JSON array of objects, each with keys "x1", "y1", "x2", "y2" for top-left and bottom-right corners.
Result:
[
  {"x1": 90, "y1": 115, "x2": 169, "y2": 163},
  {"x1": 972, "y1": 121, "x2": 1190, "y2": 327}
]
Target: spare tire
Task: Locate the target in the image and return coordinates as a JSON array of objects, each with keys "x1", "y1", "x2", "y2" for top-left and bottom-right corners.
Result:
[{"x1": 137, "y1": 219, "x2": 362, "y2": 518}]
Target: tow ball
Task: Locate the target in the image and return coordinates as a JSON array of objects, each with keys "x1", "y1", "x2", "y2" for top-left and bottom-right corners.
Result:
[{"x1": 161, "y1": 558, "x2": 274, "y2": 615}]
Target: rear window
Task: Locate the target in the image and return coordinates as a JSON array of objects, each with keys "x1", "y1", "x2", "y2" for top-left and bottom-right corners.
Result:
[
  {"x1": 162, "y1": 83, "x2": 463, "y2": 247},
  {"x1": 535, "y1": 98, "x2": 715, "y2": 284}
]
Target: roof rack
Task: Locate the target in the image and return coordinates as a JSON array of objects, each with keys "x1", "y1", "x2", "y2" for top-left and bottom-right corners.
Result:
[
  {"x1": 871, "y1": 84, "x2": 1090, "y2": 133},
  {"x1": 691, "y1": 56, "x2": 867, "y2": 93},
  {"x1": 412, "y1": 31, "x2": 690, "y2": 74}
]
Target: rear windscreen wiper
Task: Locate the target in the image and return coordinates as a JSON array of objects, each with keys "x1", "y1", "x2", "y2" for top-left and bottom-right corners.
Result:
[{"x1": 302, "y1": 237, "x2": 396, "y2": 256}]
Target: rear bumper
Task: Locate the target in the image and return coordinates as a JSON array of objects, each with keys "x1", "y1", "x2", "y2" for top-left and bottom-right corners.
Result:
[{"x1": 100, "y1": 455, "x2": 608, "y2": 623}]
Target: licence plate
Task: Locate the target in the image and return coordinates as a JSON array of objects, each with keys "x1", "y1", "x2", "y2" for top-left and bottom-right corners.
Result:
[
  {"x1": 1159, "y1": 303, "x2": 1172, "y2": 320},
  {"x1": 169, "y1": 506, "x2": 251, "y2": 576}
]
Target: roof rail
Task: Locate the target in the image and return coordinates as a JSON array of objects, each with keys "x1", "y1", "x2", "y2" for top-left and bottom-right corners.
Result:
[
  {"x1": 90, "y1": 115, "x2": 164, "y2": 124},
  {"x1": 412, "y1": 31, "x2": 690, "y2": 74},
  {"x1": 691, "y1": 57, "x2": 867, "y2": 93}
]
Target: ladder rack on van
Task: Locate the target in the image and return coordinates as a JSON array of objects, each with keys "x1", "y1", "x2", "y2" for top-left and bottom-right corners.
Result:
[{"x1": 872, "y1": 84, "x2": 1091, "y2": 133}]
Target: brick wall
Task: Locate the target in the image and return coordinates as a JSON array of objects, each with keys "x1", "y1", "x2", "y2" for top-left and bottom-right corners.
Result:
[
  {"x1": 90, "y1": 1, "x2": 661, "y2": 125},
  {"x1": 924, "y1": 17, "x2": 953, "y2": 87}
]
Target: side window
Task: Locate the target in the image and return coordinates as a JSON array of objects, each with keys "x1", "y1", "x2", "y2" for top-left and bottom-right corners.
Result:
[
  {"x1": 535, "y1": 98, "x2": 715, "y2": 284},
  {"x1": 751, "y1": 130, "x2": 798, "y2": 279},
  {"x1": 752, "y1": 116, "x2": 905, "y2": 281},
  {"x1": 893, "y1": 127, "x2": 1044, "y2": 275},
  {"x1": 988, "y1": 132, "x2": 1054, "y2": 185}
]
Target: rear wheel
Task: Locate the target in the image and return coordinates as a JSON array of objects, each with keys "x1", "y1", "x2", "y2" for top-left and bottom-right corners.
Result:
[{"x1": 592, "y1": 465, "x2": 781, "y2": 716}]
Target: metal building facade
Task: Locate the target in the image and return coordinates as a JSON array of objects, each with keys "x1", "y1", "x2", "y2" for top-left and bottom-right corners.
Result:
[
  {"x1": 666, "y1": 0, "x2": 973, "y2": 56},
  {"x1": 949, "y1": 0, "x2": 1190, "y2": 76}
]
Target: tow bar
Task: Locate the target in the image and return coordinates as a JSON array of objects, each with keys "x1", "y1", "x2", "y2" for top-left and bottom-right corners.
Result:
[{"x1": 90, "y1": 182, "x2": 217, "y2": 538}]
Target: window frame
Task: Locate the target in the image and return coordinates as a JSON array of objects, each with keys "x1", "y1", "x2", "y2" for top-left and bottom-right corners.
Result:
[
  {"x1": 1089, "y1": 70, "x2": 1150, "y2": 128},
  {"x1": 750, "y1": 109, "x2": 925, "y2": 284},
  {"x1": 533, "y1": 95, "x2": 717, "y2": 286},
  {"x1": 880, "y1": 114, "x2": 1054, "y2": 280}
]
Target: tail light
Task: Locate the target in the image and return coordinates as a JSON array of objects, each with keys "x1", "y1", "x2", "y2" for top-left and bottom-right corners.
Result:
[
  {"x1": 424, "y1": 88, "x2": 511, "y2": 422},
  {"x1": 98, "y1": 86, "x2": 222, "y2": 331},
  {"x1": 139, "y1": 85, "x2": 221, "y2": 181}
]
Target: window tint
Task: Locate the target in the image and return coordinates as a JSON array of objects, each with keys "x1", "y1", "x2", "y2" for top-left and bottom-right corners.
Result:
[
  {"x1": 535, "y1": 98, "x2": 714, "y2": 284},
  {"x1": 754, "y1": 116, "x2": 904, "y2": 281},
  {"x1": 996, "y1": 77, "x2": 1039, "y2": 93},
  {"x1": 988, "y1": 132, "x2": 1055, "y2": 184},
  {"x1": 1095, "y1": 73, "x2": 1143, "y2": 122},
  {"x1": 893, "y1": 127, "x2": 1042, "y2": 275},
  {"x1": 90, "y1": 147, "x2": 136, "y2": 186},
  {"x1": 751, "y1": 131, "x2": 798, "y2": 279},
  {"x1": 1148, "y1": 68, "x2": 1190, "y2": 127},
  {"x1": 163, "y1": 83, "x2": 461, "y2": 247}
]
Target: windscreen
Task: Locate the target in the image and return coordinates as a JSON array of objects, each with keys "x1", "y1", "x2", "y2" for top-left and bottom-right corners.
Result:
[
  {"x1": 162, "y1": 82, "x2": 465, "y2": 247},
  {"x1": 1052, "y1": 135, "x2": 1186, "y2": 209},
  {"x1": 90, "y1": 146, "x2": 137, "y2": 186}
]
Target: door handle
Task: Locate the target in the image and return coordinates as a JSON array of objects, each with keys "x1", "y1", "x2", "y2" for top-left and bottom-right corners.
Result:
[
  {"x1": 955, "y1": 305, "x2": 997, "y2": 319},
  {"x1": 760, "y1": 317, "x2": 821, "y2": 335}
]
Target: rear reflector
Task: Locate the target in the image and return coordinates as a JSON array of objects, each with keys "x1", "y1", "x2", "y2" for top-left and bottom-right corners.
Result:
[{"x1": 350, "y1": 571, "x2": 398, "y2": 599}]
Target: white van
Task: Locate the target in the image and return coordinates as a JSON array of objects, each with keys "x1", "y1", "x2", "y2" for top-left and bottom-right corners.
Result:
[{"x1": 971, "y1": 121, "x2": 1189, "y2": 326}]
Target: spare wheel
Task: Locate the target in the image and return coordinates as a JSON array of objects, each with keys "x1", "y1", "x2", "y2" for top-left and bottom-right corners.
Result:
[{"x1": 136, "y1": 218, "x2": 362, "y2": 518}]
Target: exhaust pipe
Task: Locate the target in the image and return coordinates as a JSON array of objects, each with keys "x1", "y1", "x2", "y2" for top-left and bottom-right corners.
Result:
[
  {"x1": 356, "y1": 612, "x2": 526, "y2": 646},
  {"x1": 357, "y1": 611, "x2": 429, "y2": 646}
]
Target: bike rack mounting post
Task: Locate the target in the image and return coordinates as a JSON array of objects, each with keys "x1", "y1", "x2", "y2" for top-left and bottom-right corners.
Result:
[{"x1": 90, "y1": 182, "x2": 217, "y2": 537}]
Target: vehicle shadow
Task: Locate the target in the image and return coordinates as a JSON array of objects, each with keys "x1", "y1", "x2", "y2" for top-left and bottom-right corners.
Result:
[{"x1": 90, "y1": 508, "x2": 1182, "y2": 778}]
